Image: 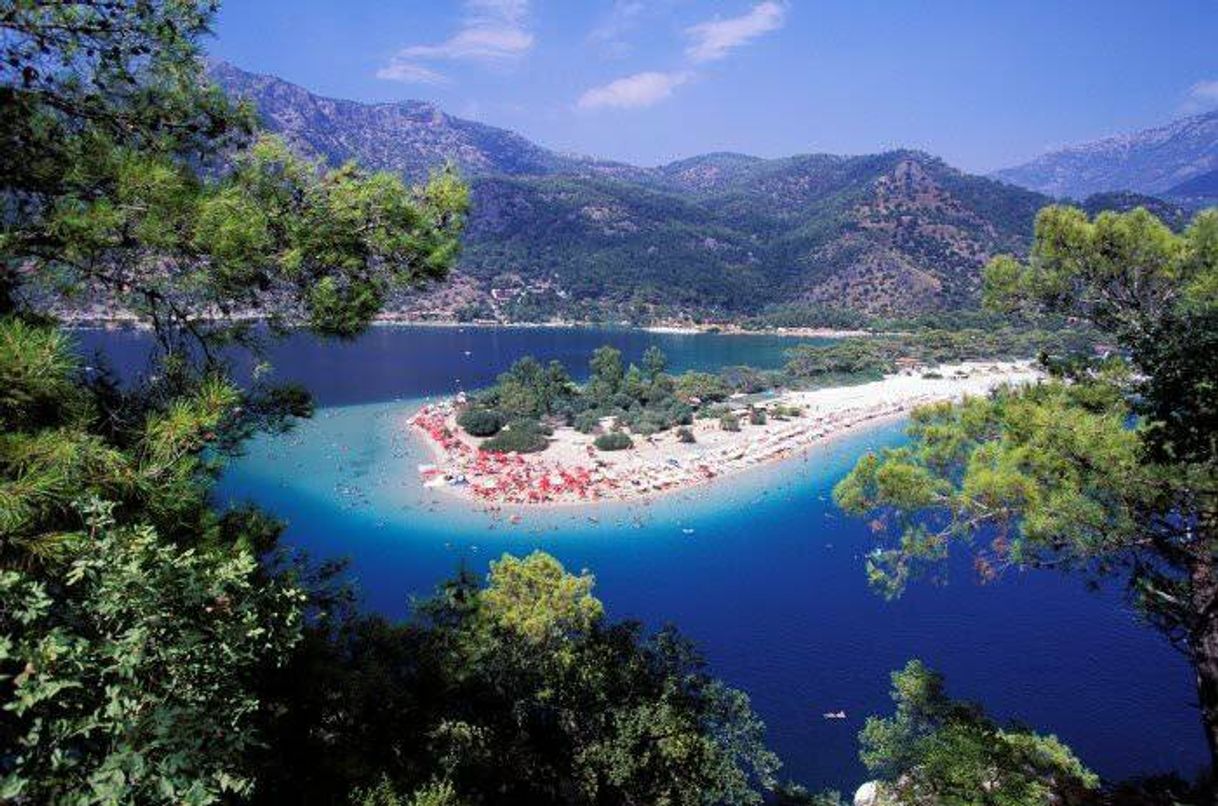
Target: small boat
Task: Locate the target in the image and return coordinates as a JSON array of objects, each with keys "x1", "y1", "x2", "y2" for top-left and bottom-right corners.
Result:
[
  {"x1": 682, "y1": 528, "x2": 695, "y2": 535},
  {"x1": 822, "y1": 710, "x2": 847, "y2": 720}
]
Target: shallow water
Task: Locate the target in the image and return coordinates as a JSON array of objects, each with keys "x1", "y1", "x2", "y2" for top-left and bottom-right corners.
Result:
[{"x1": 81, "y1": 325, "x2": 1207, "y2": 792}]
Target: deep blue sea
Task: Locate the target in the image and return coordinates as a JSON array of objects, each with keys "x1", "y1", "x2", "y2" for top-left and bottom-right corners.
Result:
[{"x1": 78, "y1": 325, "x2": 1207, "y2": 793}]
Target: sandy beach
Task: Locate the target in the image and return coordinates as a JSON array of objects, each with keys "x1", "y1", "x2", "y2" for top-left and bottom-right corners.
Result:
[
  {"x1": 407, "y1": 360, "x2": 1040, "y2": 507},
  {"x1": 642, "y1": 324, "x2": 875, "y2": 338}
]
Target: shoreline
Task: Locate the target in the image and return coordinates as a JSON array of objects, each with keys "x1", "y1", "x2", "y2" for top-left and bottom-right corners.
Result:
[
  {"x1": 407, "y1": 404, "x2": 913, "y2": 515},
  {"x1": 641, "y1": 324, "x2": 875, "y2": 338},
  {"x1": 59, "y1": 314, "x2": 869, "y2": 339},
  {"x1": 405, "y1": 360, "x2": 1040, "y2": 509}
]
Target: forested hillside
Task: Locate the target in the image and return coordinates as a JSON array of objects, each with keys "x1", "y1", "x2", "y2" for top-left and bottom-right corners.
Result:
[{"x1": 210, "y1": 63, "x2": 1050, "y2": 323}]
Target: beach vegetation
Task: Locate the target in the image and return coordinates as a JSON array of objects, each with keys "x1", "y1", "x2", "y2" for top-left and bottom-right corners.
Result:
[
  {"x1": 573, "y1": 410, "x2": 602, "y2": 434},
  {"x1": 642, "y1": 344, "x2": 668, "y2": 379},
  {"x1": 675, "y1": 371, "x2": 733, "y2": 404},
  {"x1": 594, "y1": 431, "x2": 634, "y2": 451},
  {"x1": 721, "y1": 365, "x2": 786, "y2": 394},
  {"x1": 749, "y1": 408, "x2": 768, "y2": 426},
  {"x1": 769, "y1": 403, "x2": 803, "y2": 419},
  {"x1": 721, "y1": 412, "x2": 742, "y2": 432},
  {"x1": 456, "y1": 407, "x2": 505, "y2": 437},
  {"x1": 677, "y1": 426, "x2": 697, "y2": 443},
  {"x1": 480, "y1": 420, "x2": 551, "y2": 453},
  {"x1": 785, "y1": 327, "x2": 1094, "y2": 385},
  {"x1": 462, "y1": 330, "x2": 1074, "y2": 448},
  {"x1": 477, "y1": 356, "x2": 576, "y2": 420},
  {"x1": 587, "y1": 345, "x2": 626, "y2": 406},
  {"x1": 466, "y1": 346, "x2": 718, "y2": 445}
]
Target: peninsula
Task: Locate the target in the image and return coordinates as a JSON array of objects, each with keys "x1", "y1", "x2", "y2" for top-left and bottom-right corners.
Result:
[{"x1": 408, "y1": 358, "x2": 1040, "y2": 506}]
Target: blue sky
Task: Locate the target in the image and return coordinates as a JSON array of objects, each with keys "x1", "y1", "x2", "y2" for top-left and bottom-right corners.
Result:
[{"x1": 208, "y1": 1, "x2": 1218, "y2": 173}]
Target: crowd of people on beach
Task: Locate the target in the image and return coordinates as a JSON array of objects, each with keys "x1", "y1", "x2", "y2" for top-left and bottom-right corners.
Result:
[{"x1": 408, "y1": 393, "x2": 940, "y2": 506}]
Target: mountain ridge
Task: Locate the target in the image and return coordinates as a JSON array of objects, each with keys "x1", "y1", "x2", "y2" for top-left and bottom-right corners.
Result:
[
  {"x1": 993, "y1": 109, "x2": 1218, "y2": 200},
  {"x1": 209, "y1": 61, "x2": 1051, "y2": 322}
]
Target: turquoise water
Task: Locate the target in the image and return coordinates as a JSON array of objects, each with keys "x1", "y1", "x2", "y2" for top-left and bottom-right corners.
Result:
[{"x1": 81, "y1": 326, "x2": 1207, "y2": 792}]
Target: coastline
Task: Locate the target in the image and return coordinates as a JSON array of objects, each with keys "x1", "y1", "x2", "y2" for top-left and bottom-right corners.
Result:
[
  {"x1": 406, "y1": 403, "x2": 913, "y2": 514},
  {"x1": 641, "y1": 324, "x2": 875, "y2": 338},
  {"x1": 60, "y1": 314, "x2": 868, "y2": 339},
  {"x1": 405, "y1": 360, "x2": 1040, "y2": 509}
]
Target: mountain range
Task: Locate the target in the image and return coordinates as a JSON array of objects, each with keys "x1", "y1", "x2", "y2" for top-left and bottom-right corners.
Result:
[
  {"x1": 209, "y1": 62, "x2": 1214, "y2": 324},
  {"x1": 994, "y1": 110, "x2": 1218, "y2": 202}
]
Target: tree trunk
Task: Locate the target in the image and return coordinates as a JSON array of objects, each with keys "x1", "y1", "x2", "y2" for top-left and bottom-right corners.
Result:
[{"x1": 1189, "y1": 553, "x2": 1218, "y2": 802}]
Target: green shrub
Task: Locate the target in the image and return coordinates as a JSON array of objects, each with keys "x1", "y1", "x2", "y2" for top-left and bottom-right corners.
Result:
[
  {"x1": 749, "y1": 408, "x2": 767, "y2": 426},
  {"x1": 632, "y1": 420, "x2": 660, "y2": 437},
  {"x1": 676, "y1": 426, "x2": 696, "y2": 443},
  {"x1": 627, "y1": 408, "x2": 670, "y2": 435},
  {"x1": 573, "y1": 411, "x2": 601, "y2": 434},
  {"x1": 674, "y1": 371, "x2": 730, "y2": 403},
  {"x1": 594, "y1": 432, "x2": 634, "y2": 451},
  {"x1": 720, "y1": 413, "x2": 740, "y2": 432},
  {"x1": 666, "y1": 400, "x2": 694, "y2": 426},
  {"x1": 481, "y1": 420, "x2": 550, "y2": 453},
  {"x1": 457, "y1": 407, "x2": 506, "y2": 437}
]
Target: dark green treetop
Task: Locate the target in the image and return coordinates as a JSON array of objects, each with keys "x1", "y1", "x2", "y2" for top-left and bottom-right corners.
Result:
[{"x1": 858, "y1": 660, "x2": 1098, "y2": 805}]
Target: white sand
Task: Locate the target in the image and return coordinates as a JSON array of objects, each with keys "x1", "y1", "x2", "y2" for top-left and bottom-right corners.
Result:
[{"x1": 408, "y1": 360, "x2": 1040, "y2": 506}]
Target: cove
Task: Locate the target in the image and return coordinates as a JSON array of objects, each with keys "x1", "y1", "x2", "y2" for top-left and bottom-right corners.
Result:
[{"x1": 80, "y1": 324, "x2": 1208, "y2": 793}]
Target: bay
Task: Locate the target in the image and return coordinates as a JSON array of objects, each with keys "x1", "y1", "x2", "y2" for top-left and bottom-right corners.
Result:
[{"x1": 78, "y1": 324, "x2": 1207, "y2": 793}]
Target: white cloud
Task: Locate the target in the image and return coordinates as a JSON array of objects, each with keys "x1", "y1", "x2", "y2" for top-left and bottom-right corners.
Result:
[
  {"x1": 575, "y1": 2, "x2": 788, "y2": 112},
  {"x1": 374, "y1": 62, "x2": 449, "y2": 85},
  {"x1": 588, "y1": 0, "x2": 647, "y2": 58},
  {"x1": 1183, "y1": 79, "x2": 1218, "y2": 113},
  {"x1": 684, "y1": 1, "x2": 786, "y2": 64},
  {"x1": 378, "y1": 0, "x2": 533, "y2": 84},
  {"x1": 577, "y1": 70, "x2": 691, "y2": 110}
]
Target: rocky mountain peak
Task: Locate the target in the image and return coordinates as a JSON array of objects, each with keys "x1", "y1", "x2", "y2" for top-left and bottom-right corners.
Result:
[{"x1": 993, "y1": 109, "x2": 1218, "y2": 199}]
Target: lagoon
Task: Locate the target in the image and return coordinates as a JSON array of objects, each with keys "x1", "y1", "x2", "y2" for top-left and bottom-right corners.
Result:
[{"x1": 80, "y1": 324, "x2": 1207, "y2": 793}]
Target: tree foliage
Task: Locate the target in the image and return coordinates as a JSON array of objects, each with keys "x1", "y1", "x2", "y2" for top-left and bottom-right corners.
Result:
[
  {"x1": 478, "y1": 420, "x2": 550, "y2": 454},
  {"x1": 455, "y1": 408, "x2": 504, "y2": 437},
  {"x1": 459, "y1": 346, "x2": 703, "y2": 445},
  {"x1": 0, "y1": 3, "x2": 465, "y2": 803},
  {"x1": 594, "y1": 432, "x2": 634, "y2": 452},
  {"x1": 0, "y1": 499, "x2": 304, "y2": 804},
  {"x1": 252, "y1": 552, "x2": 782, "y2": 805},
  {"x1": 2, "y1": 1, "x2": 468, "y2": 343},
  {"x1": 835, "y1": 205, "x2": 1218, "y2": 774},
  {"x1": 858, "y1": 661, "x2": 1098, "y2": 805}
]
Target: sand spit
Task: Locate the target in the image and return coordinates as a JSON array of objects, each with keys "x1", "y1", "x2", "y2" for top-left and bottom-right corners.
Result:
[{"x1": 407, "y1": 361, "x2": 1040, "y2": 507}]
